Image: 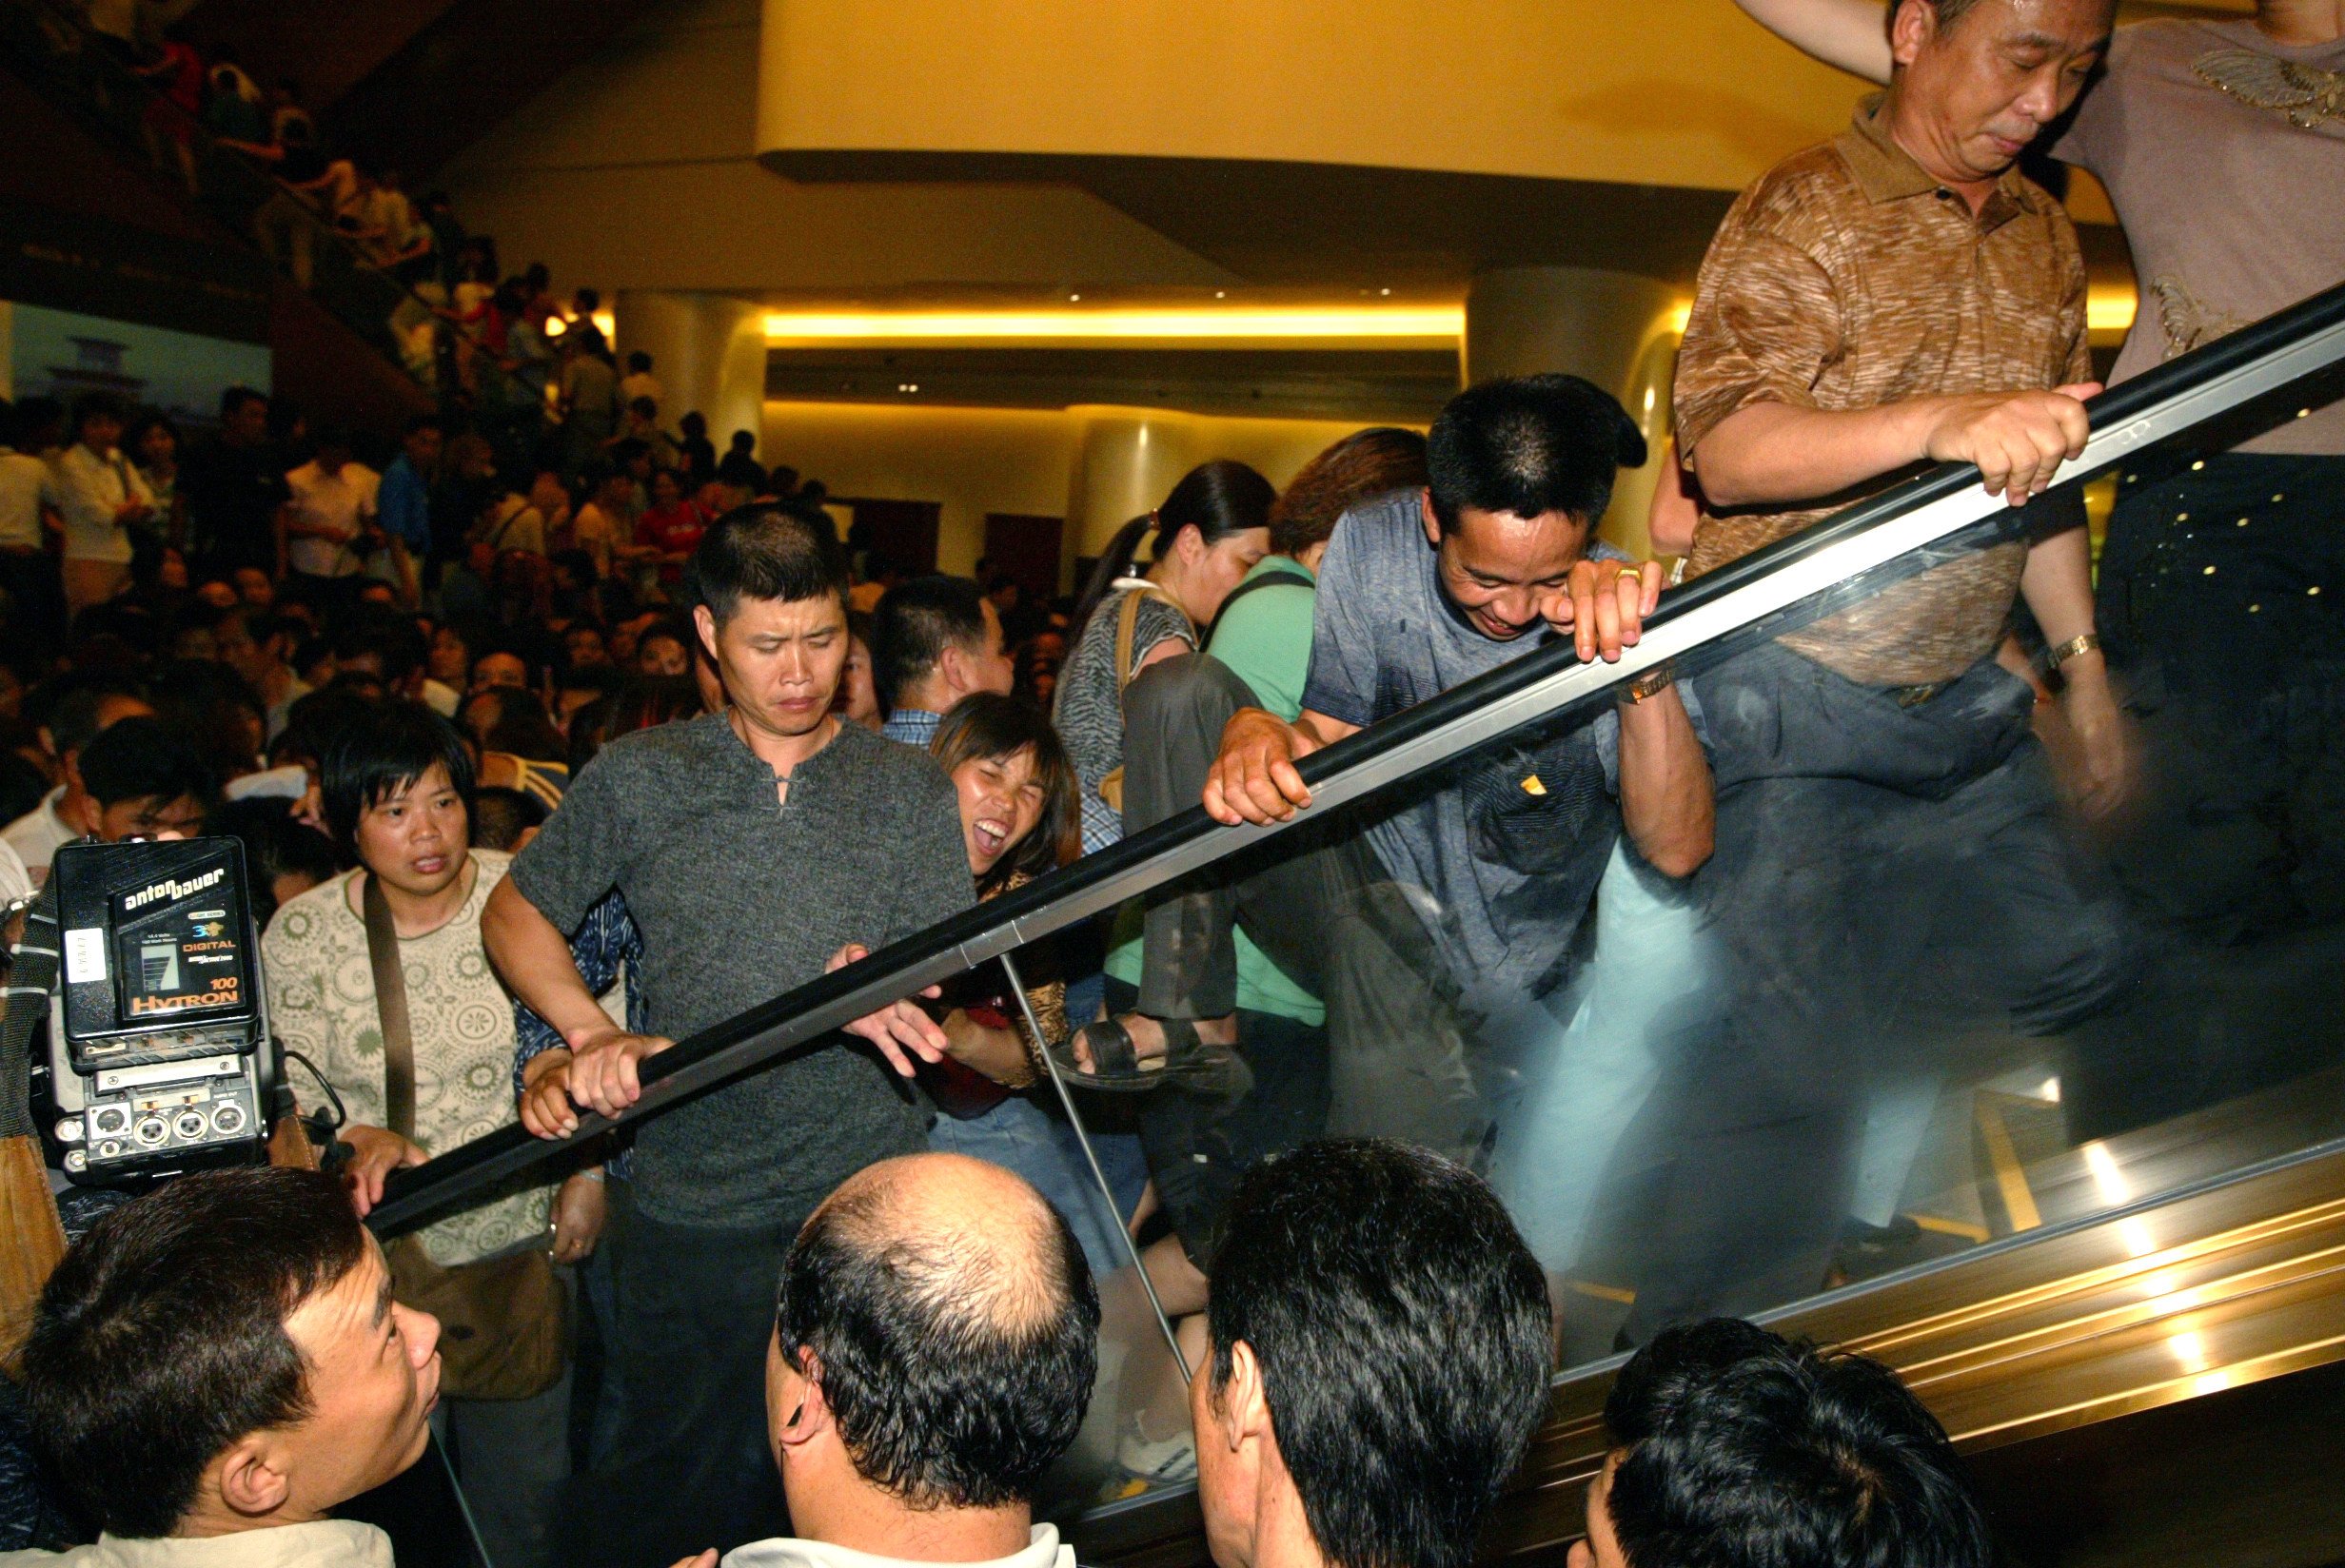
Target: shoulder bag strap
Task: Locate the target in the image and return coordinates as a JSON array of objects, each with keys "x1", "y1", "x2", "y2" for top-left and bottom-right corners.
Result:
[
  {"x1": 1111, "y1": 587, "x2": 1145, "y2": 701},
  {"x1": 360, "y1": 874, "x2": 417, "y2": 1142}
]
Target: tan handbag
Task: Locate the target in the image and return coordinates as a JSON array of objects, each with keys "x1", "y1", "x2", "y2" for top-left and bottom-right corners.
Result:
[
  {"x1": 1096, "y1": 585, "x2": 1187, "y2": 814},
  {"x1": 363, "y1": 873, "x2": 567, "y2": 1401}
]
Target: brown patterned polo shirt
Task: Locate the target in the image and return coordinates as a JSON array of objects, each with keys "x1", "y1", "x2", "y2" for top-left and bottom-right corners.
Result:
[{"x1": 1674, "y1": 93, "x2": 2096, "y2": 687}]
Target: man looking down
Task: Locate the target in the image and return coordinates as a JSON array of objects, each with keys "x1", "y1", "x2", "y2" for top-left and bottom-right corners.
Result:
[
  {"x1": 1626, "y1": 0, "x2": 2136, "y2": 1333},
  {"x1": 1197, "y1": 375, "x2": 1712, "y2": 1175},
  {"x1": 484, "y1": 505, "x2": 973, "y2": 1563},
  {"x1": 685, "y1": 1153, "x2": 1097, "y2": 1568}
]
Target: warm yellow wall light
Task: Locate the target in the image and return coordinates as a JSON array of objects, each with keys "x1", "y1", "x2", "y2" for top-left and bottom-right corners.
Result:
[
  {"x1": 760, "y1": 306, "x2": 1466, "y2": 343},
  {"x1": 2088, "y1": 287, "x2": 2138, "y2": 334}
]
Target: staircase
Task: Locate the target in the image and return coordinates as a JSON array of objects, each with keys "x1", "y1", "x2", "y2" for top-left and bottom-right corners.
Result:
[{"x1": 0, "y1": 0, "x2": 439, "y2": 408}]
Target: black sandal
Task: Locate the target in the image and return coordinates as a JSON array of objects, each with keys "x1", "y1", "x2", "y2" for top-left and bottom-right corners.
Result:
[{"x1": 1045, "y1": 1015, "x2": 1251, "y2": 1097}]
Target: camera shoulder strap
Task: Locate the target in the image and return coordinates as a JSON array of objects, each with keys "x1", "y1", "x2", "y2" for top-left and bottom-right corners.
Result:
[{"x1": 360, "y1": 874, "x2": 417, "y2": 1143}]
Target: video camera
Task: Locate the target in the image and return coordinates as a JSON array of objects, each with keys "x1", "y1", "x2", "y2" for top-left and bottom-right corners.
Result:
[{"x1": 46, "y1": 838, "x2": 278, "y2": 1185}]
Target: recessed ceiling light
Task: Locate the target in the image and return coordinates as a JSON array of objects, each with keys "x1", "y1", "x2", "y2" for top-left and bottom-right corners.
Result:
[{"x1": 762, "y1": 306, "x2": 1464, "y2": 342}]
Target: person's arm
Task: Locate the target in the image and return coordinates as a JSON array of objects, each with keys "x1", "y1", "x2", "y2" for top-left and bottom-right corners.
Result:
[
  {"x1": 485, "y1": 877, "x2": 671, "y2": 1135},
  {"x1": 1615, "y1": 687, "x2": 1713, "y2": 876},
  {"x1": 1201, "y1": 707, "x2": 1361, "y2": 826},
  {"x1": 1730, "y1": 0, "x2": 1893, "y2": 82},
  {"x1": 1647, "y1": 439, "x2": 1702, "y2": 558},
  {"x1": 2020, "y1": 514, "x2": 2128, "y2": 818},
  {"x1": 939, "y1": 1009, "x2": 1036, "y2": 1086},
  {"x1": 1692, "y1": 384, "x2": 2100, "y2": 511}
]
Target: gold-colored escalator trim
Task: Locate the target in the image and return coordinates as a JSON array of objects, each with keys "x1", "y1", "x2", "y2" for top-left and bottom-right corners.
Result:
[{"x1": 1480, "y1": 1141, "x2": 2345, "y2": 1564}]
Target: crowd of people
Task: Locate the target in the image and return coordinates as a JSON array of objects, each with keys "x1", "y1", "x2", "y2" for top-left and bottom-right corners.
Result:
[{"x1": 0, "y1": 0, "x2": 2335, "y2": 1565}]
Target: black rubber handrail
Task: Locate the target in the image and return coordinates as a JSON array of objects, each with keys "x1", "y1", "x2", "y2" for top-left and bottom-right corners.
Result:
[{"x1": 366, "y1": 276, "x2": 2345, "y2": 1236}]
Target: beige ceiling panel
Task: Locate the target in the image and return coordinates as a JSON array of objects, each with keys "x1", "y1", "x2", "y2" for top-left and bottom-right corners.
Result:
[{"x1": 759, "y1": 0, "x2": 1879, "y2": 194}]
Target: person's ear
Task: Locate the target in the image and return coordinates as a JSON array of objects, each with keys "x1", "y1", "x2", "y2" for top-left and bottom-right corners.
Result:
[
  {"x1": 936, "y1": 641, "x2": 968, "y2": 698},
  {"x1": 778, "y1": 1349, "x2": 831, "y2": 1449},
  {"x1": 1172, "y1": 521, "x2": 1207, "y2": 567},
  {"x1": 214, "y1": 1435, "x2": 293, "y2": 1519},
  {"x1": 66, "y1": 791, "x2": 102, "y2": 837},
  {"x1": 1419, "y1": 489, "x2": 1443, "y2": 548},
  {"x1": 692, "y1": 604, "x2": 722, "y2": 666},
  {"x1": 1888, "y1": 0, "x2": 1932, "y2": 68},
  {"x1": 1218, "y1": 1340, "x2": 1273, "y2": 1452}
]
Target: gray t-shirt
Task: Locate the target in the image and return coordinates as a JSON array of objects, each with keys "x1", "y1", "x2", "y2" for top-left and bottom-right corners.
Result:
[
  {"x1": 1301, "y1": 493, "x2": 1645, "y2": 999},
  {"x1": 509, "y1": 713, "x2": 973, "y2": 1228}
]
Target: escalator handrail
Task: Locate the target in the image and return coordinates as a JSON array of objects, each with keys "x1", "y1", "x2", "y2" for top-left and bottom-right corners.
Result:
[{"x1": 365, "y1": 276, "x2": 2345, "y2": 1236}]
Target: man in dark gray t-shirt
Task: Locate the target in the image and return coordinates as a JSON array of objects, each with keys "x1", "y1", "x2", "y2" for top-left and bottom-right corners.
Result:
[{"x1": 484, "y1": 505, "x2": 972, "y2": 1565}]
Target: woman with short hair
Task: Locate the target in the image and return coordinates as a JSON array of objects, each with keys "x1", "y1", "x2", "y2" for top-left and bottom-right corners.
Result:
[{"x1": 262, "y1": 701, "x2": 589, "y2": 1568}]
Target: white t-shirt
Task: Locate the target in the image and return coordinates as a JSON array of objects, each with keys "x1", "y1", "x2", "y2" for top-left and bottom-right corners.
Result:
[
  {"x1": 1, "y1": 788, "x2": 77, "y2": 882},
  {"x1": 618, "y1": 370, "x2": 662, "y2": 409},
  {"x1": 0, "y1": 448, "x2": 51, "y2": 551},
  {"x1": 0, "y1": 838, "x2": 30, "y2": 908},
  {"x1": 53, "y1": 443, "x2": 151, "y2": 564},
  {"x1": 570, "y1": 501, "x2": 624, "y2": 578},
  {"x1": 283, "y1": 460, "x2": 380, "y2": 578}
]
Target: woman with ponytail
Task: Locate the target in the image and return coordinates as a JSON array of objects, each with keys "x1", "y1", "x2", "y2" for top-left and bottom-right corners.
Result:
[{"x1": 1054, "y1": 460, "x2": 1274, "y2": 857}]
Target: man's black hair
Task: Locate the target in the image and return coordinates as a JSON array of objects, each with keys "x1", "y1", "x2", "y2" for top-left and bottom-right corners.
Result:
[
  {"x1": 692, "y1": 502, "x2": 848, "y2": 625},
  {"x1": 210, "y1": 797, "x2": 344, "y2": 922},
  {"x1": 71, "y1": 391, "x2": 128, "y2": 433},
  {"x1": 627, "y1": 351, "x2": 653, "y2": 372},
  {"x1": 21, "y1": 1168, "x2": 367, "y2": 1539},
  {"x1": 332, "y1": 607, "x2": 429, "y2": 688},
  {"x1": 404, "y1": 412, "x2": 444, "y2": 440},
  {"x1": 76, "y1": 717, "x2": 215, "y2": 813},
  {"x1": 559, "y1": 663, "x2": 625, "y2": 699},
  {"x1": 871, "y1": 575, "x2": 989, "y2": 713},
  {"x1": 1604, "y1": 1320, "x2": 1992, "y2": 1568},
  {"x1": 34, "y1": 673, "x2": 148, "y2": 759},
  {"x1": 13, "y1": 395, "x2": 67, "y2": 446},
  {"x1": 271, "y1": 686, "x2": 376, "y2": 768},
  {"x1": 319, "y1": 699, "x2": 474, "y2": 853},
  {"x1": 217, "y1": 385, "x2": 267, "y2": 421},
  {"x1": 1425, "y1": 374, "x2": 1647, "y2": 534},
  {"x1": 1207, "y1": 1140, "x2": 1552, "y2": 1568},
  {"x1": 469, "y1": 785, "x2": 547, "y2": 852},
  {"x1": 775, "y1": 1172, "x2": 1100, "y2": 1510}
]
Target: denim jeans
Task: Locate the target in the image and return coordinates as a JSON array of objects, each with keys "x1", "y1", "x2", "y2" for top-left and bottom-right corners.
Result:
[
  {"x1": 1492, "y1": 838, "x2": 1707, "y2": 1274},
  {"x1": 1624, "y1": 642, "x2": 2135, "y2": 1339},
  {"x1": 559, "y1": 1186, "x2": 793, "y2": 1568}
]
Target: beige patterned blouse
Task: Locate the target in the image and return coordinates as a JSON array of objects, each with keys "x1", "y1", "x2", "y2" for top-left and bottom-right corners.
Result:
[{"x1": 263, "y1": 851, "x2": 551, "y2": 1265}]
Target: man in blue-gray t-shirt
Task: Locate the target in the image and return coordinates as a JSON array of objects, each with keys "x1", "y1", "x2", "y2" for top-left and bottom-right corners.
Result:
[
  {"x1": 1210, "y1": 375, "x2": 1706, "y2": 984},
  {"x1": 1207, "y1": 374, "x2": 1713, "y2": 1009}
]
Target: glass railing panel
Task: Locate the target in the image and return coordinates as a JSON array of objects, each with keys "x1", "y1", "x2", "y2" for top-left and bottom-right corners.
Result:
[{"x1": 1033, "y1": 322, "x2": 2345, "y2": 1506}]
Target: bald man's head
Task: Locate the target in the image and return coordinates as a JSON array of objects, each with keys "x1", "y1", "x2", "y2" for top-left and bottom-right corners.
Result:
[{"x1": 776, "y1": 1154, "x2": 1098, "y2": 1509}]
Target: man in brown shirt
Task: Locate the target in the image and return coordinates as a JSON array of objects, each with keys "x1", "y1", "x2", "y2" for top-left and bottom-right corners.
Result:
[{"x1": 1625, "y1": 0, "x2": 2138, "y2": 1337}]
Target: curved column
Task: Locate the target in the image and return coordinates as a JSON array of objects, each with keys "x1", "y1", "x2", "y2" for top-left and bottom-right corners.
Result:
[
  {"x1": 1062, "y1": 406, "x2": 1205, "y2": 578},
  {"x1": 1465, "y1": 267, "x2": 1685, "y2": 558},
  {"x1": 613, "y1": 290, "x2": 769, "y2": 461}
]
